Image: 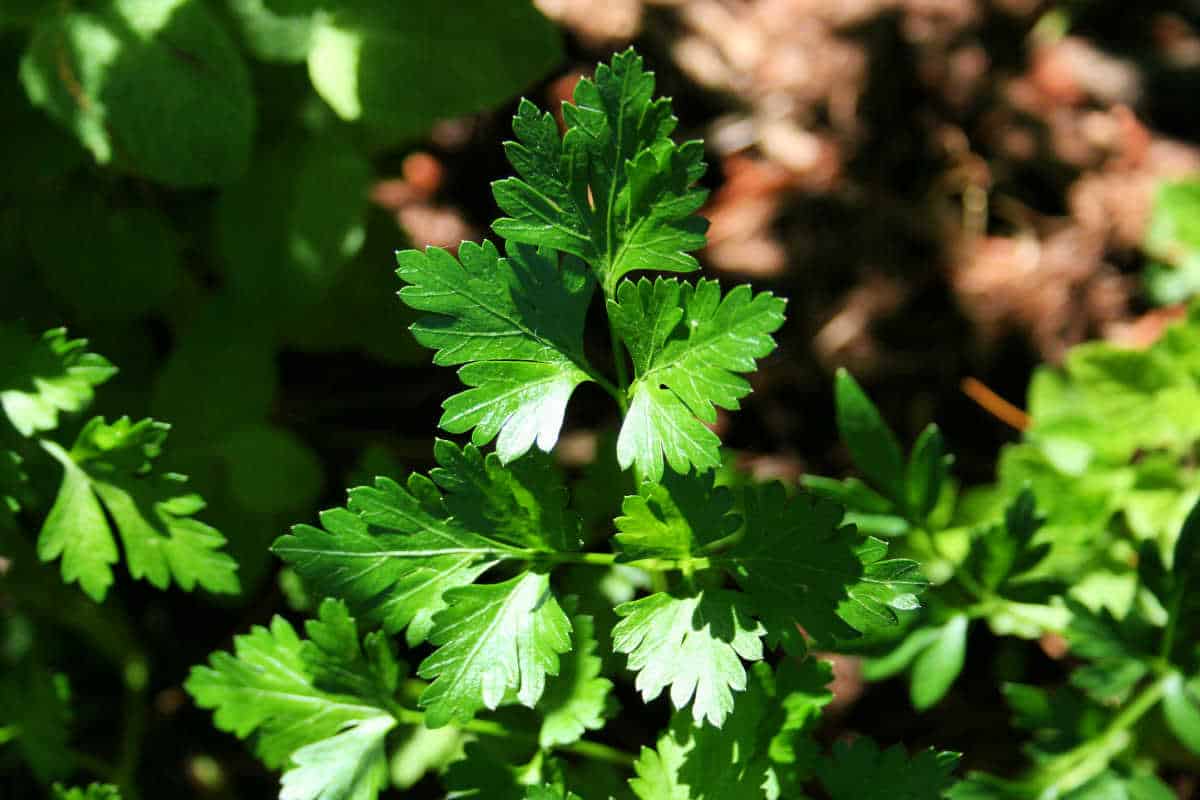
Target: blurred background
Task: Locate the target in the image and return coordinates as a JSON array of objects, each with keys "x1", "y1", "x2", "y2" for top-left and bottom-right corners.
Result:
[{"x1": 5, "y1": 0, "x2": 1200, "y2": 795}]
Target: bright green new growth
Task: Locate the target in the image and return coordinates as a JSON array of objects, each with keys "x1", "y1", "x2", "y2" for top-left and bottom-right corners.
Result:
[
  {"x1": 809, "y1": 305, "x2": 1200, "y2": 796},
  {"x1": 611, "y1": 278, "x2": 786, "y2": 480},
  {"x1": 397, "y1": 49, "x2": 783, "y2": 477},
  {"x1": 491, "y1": 51, "x2": 708, "y2": 292}
]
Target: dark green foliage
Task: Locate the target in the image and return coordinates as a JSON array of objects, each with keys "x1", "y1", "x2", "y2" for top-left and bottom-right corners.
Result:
[{"x1": 8, "y1": 23, "x2": 1200, "y2": 799}]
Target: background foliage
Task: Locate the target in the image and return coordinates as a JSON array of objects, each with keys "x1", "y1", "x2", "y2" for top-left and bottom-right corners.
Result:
[{"x1": 5, "y1": 0, "x2": 1200, "y2": 798}]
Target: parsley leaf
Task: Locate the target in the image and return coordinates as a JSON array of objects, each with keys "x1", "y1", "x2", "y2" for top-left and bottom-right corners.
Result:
[
  {"x1": 418, "y1": 571, "x2": 571, "y2": 727},
  {"x1": 0, "y1": 327, "x2": 115, "y2": 437},
  {"x1": 273, "y1": 441, "x2": 576, "y2": 646},
  {"x1": 538, "y1": 612, "x2": 614, "y2": 749},
  {"x1": 396, "y1": 241, "x2": 597, "y2": 462},
  {"x1": 806, "y1": 370, "x2": 953, "y2": 533},
  {"x1": 817, "y1": 739, "x2": 961, "y2": 800},
  {"x1": 1063, "y1": 599, "x2": 1154, "y2": 703},
  {"x1": 279, "y1": 714, "x2": 395, "y2": 800},
  {"x1": 0, "y1": 657, "x2": 73, "y2": 782},
  {"x1": 717, "y1": 484, "x2": 925, "y2": 653},
  {"x1": 492, "y1": 49, "x2": 708, "y2": 293},
  {"x1": 834, "y1": 369, "x2": 907, "y2": 503},
  {"x1": 612, "y1": 590, "x2": 764, "y2": 727},
  {"x1": 630, "y1": 659, "x2": 832, "y2": 799},
  {"x1": 908, "y1": 614, "x2": 970, "y2": 711},
  {"x1": 185, "y1": 600, "x2": 398, "y2": 770},
  {"x1": 611, "y1": 278, "x2": 785, "y2": 480},
  {"x1": 526, "y1": 787, "x2": 583, "y2": 800},
  {"x1": 962, "y1": 489, "x2": 1053, "y2": 593},
  {"x1": 429, "y1": 439, "x2": 582, "y2": 554},
  {"x1": 38, "y1": 416, "x2": 239, "y2": 601},
  {"x1": 614, "y1": 469, "x2": 739, "y2": 561},
  {"x1": 53, "y1": 786, "x2": 122, "y2": 800}
]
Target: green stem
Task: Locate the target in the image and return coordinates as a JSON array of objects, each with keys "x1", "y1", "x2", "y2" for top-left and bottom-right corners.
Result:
[
  {"x1": 561, "y1": 737, "x2": 637, "y2": 767},
  {"x1": 700, "y1": 529, "x2": 744, "y2": 555},
  {"x1": 391, "y1": 707, "x2": 636, "y2": 767},
  {"x1": 1027, "y1": 675, "x2": 1168, "y2": 796},
  {"x1": 608, "y1": 318, "x2": 630, "y2": 415},
  {"x1": 1160, "y1": 584, "x2": 1184, "y2": 662},
  {"x1": 535, "y1": 549, "x2": 712, "y2": 574}
]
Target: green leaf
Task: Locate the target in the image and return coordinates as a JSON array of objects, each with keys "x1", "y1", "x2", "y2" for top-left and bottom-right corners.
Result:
[
  {"x1": 612, "y1": 278, "x2": 786, "y2": 480},
  {"x1": 539, "y1": 613, "x2": 614, "y2": 749},
  {"x1": 1162, "y1": 673, "x2": 1200, "y2": 755},
  {"x1": 217, "y1": 134, "x2": 371, "y2": 318},
  {"x1": 862, "y1": 626, "x2": 943, "y2": 681},
  {"x1": 612, "y1": 590, "x2": 764, "y2": 727},
  {"x1": 963, "y1": 490, "x2": 1050, "y2": 593},
  {"x1": 20, "y1": 0, "x2": 255, "y2": 186},
  {"x1": 817, "y1": 739, "x2": 961, "y2": 800},
  {"x1": 716, "y1": 484, "x2": 925, "y2": 653},
  {"x1": 615, "y1": 470, "x2": 739, "y2": 562},
  {"x1": 1063, "y1": 600, "x2": 1151, "y2": 703},
  {"x1": 840, "y1": 537, "x2": 926, "y2": 634},
  {"x1": 0, "y1": 327, "x2": 115, "y2": 437},
  {"x1": 0, "y1": 0, "x2": 46, "y2": 31},
  {"x1": 417, "y1": 571, "x2": 572, "y2": 728},
  {"x1": 185, "y1": 604, "x2": 396, "y2": 769},
  {"x1": 152, "y1": 299, "x2": 278, "y2": 443},
  {"x1": 834, "y1": 369, "x2": 906, "y2": 504},
  {"x1": 429, "y1": 439, "x2": 581, "y2": 554},
  {"x1": 629, "y1": 660, "x2": 832, "y2": 800},
  {"x1": 907, "y1": 424, "x2": 951, "y2": 521},
  {"x1": 526, "y1": 787, "x2": 583, "y2": 800},
  {"x1": 301, "y1": 0, "x2": 562, "y2": 138},
  {"x1": 910, "y1": 614, "x2": 968, "y2": 710},
  {"x1": 28, "y1": 197, "x2": 181, "y2": 322},
  {"x1": 1172, "y1": 496, "x2": 1200, "y2": 591},
  {"x1": 1145, "y1": 497, "x2": 1200, "y2": 664},
  {"x1": 279, "y1": 714, "x2": 396, "y2": 800},
  {"x1": 397, "y1": 241, "x2": 597, "y2": 462},
  {"x1": 441, "y1": 740, "x2": 545, "y2": 800},
  {"x1": 493, "y1": 50, "x2": 709, "y2": 291},
  {"x1": 0, "y1": 661, "x2": 73, "y2": 782},
  {"x1": 617, "y1": 385, "x2": 721, "y2": 483},
  {"x1": 53, "y1": 786, "x2": 122, "y2": 800},
  {"x1": 227, "y1": 0, "x2": 318, "y2": 62},
  {"x1": 388, "y1": 724, "x2": 466, "y2": 789},
  {"x1": 301, "y1": 600, "x2": 402, "y2": 705},
  {"x1": 38, "y1": 417, "x2": 239, "y2": 601},
  {"x1": 219, "y1": 425, "x2": 325, "y2": 516},
  {"x1": 273, "y1": 441, "x2": 574, "y2": 645},
  {"x1": 1144, "y1": 179, "x2": 1200, "y2": 304}
]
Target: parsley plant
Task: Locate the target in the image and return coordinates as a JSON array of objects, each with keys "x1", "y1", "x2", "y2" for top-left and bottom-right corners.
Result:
[{"x1": 11, "y1": 46, "x2": 1200, "y2": 800}]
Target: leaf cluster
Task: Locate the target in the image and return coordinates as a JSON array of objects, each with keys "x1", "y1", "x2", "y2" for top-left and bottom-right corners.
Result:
[{"x1": 181, "y1": 49, "x2": 953, "y2": 800}]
